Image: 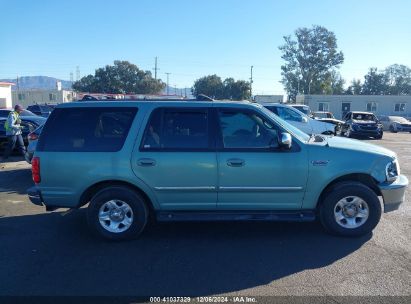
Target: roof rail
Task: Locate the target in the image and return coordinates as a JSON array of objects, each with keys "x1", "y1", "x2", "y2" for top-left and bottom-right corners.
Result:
[{"x1": 78, "y1": 94, "x2": 214, "y2": 102}]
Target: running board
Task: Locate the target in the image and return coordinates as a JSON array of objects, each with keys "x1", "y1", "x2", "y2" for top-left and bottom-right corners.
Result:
[{"x1": 156, "y1": 210, "x2": 316, "y2": 222}]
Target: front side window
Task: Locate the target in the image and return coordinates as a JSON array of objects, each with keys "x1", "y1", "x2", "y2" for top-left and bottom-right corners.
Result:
[
  {"x1": 394, "y1": 103, "x2": 406, "y2": 112},
  {"x1": 38, "y1": 107, "x2": 137, "y2": 152},
  {"x1": 318, "y1": 102, "x2": 329, "y2": 111},
  {"x1": 141, "y1": 108, "x2": 209, "y2": 150},
  {"x1": 218, "y1": 110, "x2": 279, "y2": 149},
  {"x1": 366, "y1": 102, "x2": 377, "y2": 112},
  {"x1": 276, "y1": 107, "x2": 302, "y2": 122}
]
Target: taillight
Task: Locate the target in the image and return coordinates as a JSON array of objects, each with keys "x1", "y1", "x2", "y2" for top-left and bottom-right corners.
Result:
[
  {"x1": 32, "y1": 157, "x2": 41, "y2": 183},
  {"x1": 28, "y1": 132, "x2": 38, "y2": 141}
]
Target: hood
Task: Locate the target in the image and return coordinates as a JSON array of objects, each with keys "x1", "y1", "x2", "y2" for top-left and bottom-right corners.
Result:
[
  {"x1": 324, "y1": 136, "x2": 396, "y2": 158},
  {"x1": 319, "y1": 118, "x2": 344, "y2": 124}
]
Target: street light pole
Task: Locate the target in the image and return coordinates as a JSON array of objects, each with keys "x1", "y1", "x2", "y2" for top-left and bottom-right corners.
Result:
[{"x1": 250, "y1": 66, "x2": 254, "y2": 100}]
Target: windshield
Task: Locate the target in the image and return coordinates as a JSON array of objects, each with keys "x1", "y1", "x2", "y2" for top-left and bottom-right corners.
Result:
[
  {"x1": 314, "y1": 112, "x2": 332, "y2": 119},
  {"x1": 258, "y1": 105, "x2": 310, "y2": 142},
  {"x1": 352, "y1": 113, "x2": 377, "y2": 121}
]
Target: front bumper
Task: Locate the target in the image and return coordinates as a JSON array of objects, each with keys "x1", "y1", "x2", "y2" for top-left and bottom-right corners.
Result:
[{"x1": 378, "y1": 175, "x2": 409, "y2": 212}]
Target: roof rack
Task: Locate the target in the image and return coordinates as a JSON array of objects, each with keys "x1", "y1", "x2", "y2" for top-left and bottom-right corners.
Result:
[{"x1": 78, "y1": 94, "x2": 214, "y2": 102}]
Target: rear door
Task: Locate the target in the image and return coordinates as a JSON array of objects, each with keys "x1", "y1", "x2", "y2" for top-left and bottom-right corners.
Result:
[{"x1": 131, "y1": 107, "x2": 218, "y2": 210}]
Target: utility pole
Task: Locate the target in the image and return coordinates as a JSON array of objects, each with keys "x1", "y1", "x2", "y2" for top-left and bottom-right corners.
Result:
[
  {"x1": 76, "y1": 66, "x2": 80, "y2": 81},
  {"x1": 165, "y1": 73, "x2": 171, "y2": 95},
  {"x1": 153, "y1": 57, "x2": 159, "y2": 80},
  {"x1": 250, "y1": 66, "x2": 254, "y2": 100}
]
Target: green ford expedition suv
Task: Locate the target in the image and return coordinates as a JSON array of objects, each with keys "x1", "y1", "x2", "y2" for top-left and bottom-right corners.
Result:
[{"x1": 28, "y1": 100, "x2": 408, "y2": 240}]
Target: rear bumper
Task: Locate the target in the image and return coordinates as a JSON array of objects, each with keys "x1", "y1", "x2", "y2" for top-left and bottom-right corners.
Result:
[
  {"x1": 27, "y1": 186, "x2": 44, "y2": 206},
  {"x1": 378, "y1": 175, "x2": 409, "y2": 213}
]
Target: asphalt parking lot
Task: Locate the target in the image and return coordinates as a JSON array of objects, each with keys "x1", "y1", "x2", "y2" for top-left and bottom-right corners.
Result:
[{"x1": 0, "y1": 133, "x2": 410, "y2": 298}]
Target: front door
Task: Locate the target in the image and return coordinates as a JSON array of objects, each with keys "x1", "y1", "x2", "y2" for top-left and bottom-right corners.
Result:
[
  {"x1": 215, "y1": 108, "x2": 309, "y2": 210},
  {"x1": 132, "y1": 107, "x2": 217, "y2": 210}
]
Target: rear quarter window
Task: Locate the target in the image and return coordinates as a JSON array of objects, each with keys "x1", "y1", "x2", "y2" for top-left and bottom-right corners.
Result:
[{"x1": 37, "y1": 107, "x2": 137, "y2": 152}]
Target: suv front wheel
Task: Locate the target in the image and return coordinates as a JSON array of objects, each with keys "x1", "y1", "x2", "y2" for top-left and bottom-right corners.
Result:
[
  {"x1": 319, "y1": 182, "x2": 381, "y2": 237},
  {"x1": 87, "y1": 186, "x2": 148, "y2": 241}
]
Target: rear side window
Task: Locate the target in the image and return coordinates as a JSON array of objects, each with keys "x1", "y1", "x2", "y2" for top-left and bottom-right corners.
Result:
[
  {"x1": 37, "y1": 107, "x2": 137, "y2": 152},
  {"x1": 140, "y1": 108, "x2": 209, "y2": 150}
]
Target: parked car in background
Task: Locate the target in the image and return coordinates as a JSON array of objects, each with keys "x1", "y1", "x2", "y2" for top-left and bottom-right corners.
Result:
[
  {"x1": 263, "y1": 103, "x2": 336, "y2": 135},
  {"x1": 0, "y1": 116, "x2": 46, "y2": 153},
  {"x1": 378, "y1": 115, "x2": 411, "y2": 133},
  {"x1": 291, "y1": 104, "x2": 312, "y2": 116},
  {"x1": 341, "y1": 111, "x2": 383, "y2": 139},
  {"x1": 0, "y1": 109, "x2": 39, "y2": 118},
  {"x1": 312, "y1": 111, "x2": 344, "y2": 135},
  {"x1": 25, "y1": 125, "x2": 43, "y2": 164},
  {"x1": 27, "y1": 104, "x2": 55, "y2": 118},
  {"x1": 27, "y1": 100, "x2": 408, "y2": 240}
]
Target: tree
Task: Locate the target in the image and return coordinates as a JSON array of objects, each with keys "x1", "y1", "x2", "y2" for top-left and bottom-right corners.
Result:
[
  {"x1": 345, "y1": 79, "x2": 362, "y2": 95},
  {"x1": 384, "y1": 64, "x2": 411, "y2": 95},
  {"x1": 361, "y1": 68, "x2": 389, "y2": 95},
  {"x1": 192, "y1": 75, "x2": 224, "y2": 99},
  {"x1": 192, "y1": 75, "x2": 251, "y2": 100},
  {"x1": 279, "y1": 25, "x2": 344, "y2": 100},
  {"x1": 72, "y1": 60, "x2": 165, "y2": 94}
]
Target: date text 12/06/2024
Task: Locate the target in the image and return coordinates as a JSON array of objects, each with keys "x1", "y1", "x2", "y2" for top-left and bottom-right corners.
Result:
[{"x1": 149, "y1": 296, "x2": 257, "y2": 303}]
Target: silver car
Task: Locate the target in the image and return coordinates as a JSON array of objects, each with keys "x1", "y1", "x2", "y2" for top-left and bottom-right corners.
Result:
[{"x1": 378, "y1": 115, "x2": 411, "y2": 133}]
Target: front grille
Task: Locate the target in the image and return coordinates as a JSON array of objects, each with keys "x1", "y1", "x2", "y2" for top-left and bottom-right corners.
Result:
[{"x1": 358, "y1": 125, "x2": 377, "y2": 131}]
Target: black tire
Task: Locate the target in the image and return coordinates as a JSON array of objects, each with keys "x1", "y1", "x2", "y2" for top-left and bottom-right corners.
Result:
[
  {"x1": 87, "y1": 186, "x2": 148, "y2": 241},
  {"x1": 375, "y1": 132, "x2": 383, "y2": 140},
  {"x1": 345, "y1": 129, "x2": 352, "y2": 138},
  {"x1": 319, "y1": 182, "x2": 381, "y2": 237},
  {"x1": 390, "y1": 125, "x2": 397, "y2": 133}
]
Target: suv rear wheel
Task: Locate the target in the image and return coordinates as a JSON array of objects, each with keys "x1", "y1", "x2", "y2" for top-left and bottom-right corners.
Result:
[
  {"x1": 319, "y1": 182, "x2": 381, "y2": 237},
  {"x1": 87, "y1": 186, "x2": 148, "y2": 241}
]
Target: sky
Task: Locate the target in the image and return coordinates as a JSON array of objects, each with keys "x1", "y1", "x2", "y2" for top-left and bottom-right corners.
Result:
[{"x1": 1, "y1": 0, "x2": 411, "y2": 95}]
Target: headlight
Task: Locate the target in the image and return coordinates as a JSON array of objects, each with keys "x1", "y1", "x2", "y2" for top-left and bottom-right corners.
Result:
[{"x1": 386, "y1": 159, "x2": 400, "y2": 182}]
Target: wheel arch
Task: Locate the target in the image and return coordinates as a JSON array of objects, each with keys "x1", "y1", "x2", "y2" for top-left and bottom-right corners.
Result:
[
  {"x1": 78, "y1": 180, "x2": 157, "y2": 214},
  {"x1": 316, "y1": 173, "x2": 381, "y2": 213}
]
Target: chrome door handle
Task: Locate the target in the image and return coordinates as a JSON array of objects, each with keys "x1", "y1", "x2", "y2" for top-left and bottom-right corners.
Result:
[
  {"x1": 227, "y1": 158, "x2": 245, "y2": 167},
  {"x1": 137, "y1": 158, "x2": 156, "y2": 166}
]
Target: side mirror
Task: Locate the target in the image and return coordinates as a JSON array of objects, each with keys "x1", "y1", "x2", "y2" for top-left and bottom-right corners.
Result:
[
  {"x1": 280, "y1": 132, "x2": 292, "y2": 149},
  {"x1": 301, "y1": 116, "x2": 308, "y2": 123}
]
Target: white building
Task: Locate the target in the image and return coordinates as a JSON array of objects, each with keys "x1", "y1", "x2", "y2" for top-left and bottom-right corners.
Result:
[
  {"x1": 0, "y1": 82, "x2": 14, "y2": 108},
  {"x1": 254, "y1": 95, "x2": 284, "y2": 104},
  {"x1": 11, "y1": 89, "x2": 76, "y2": 108},
  {"x1": 296, "y1": 94, "x2": 411, "y2": 119}
]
